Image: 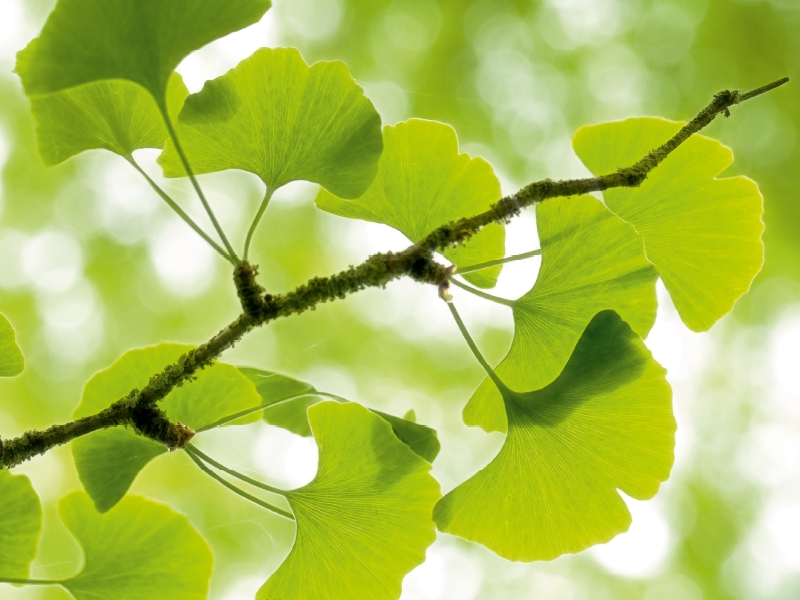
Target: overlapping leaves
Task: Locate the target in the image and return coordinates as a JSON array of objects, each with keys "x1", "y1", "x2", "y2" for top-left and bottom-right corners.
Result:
[
  {"x1": 258, "y1": 401, "x2": 440, "y2": 599},
  {"x1": 22, "y1": 72, "x2": 188, "y2": 165},
  {"x1": 158, "y1": 47, "x2": 383, "y2": 199},
  {"x1": 463, "y1": 194, "x2": 658, "y2": 432},
  {"x1": 0, "y1": 313, "x2": 24, "y2": 377},
  {"x1": 436, "y1": 311, "x2": 675, "y2": 561},
  {"x1": 16, "y1": 0, "x2": 270, "y2": 106},
  {"x1": 573, "y1": 117, "x2": 764, "y2": 332},
  {"x1": 72, "y1": 343, "x2": 262, "y2": 512},
  {"x1": 316, "y1": 119, "x2": 506, "y2": 288},
  {"x1": 240, "y1": 367, "x2": 440, "y2": 462}
]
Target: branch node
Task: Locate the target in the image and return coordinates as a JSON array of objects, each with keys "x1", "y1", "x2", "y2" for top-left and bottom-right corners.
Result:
[{"x1": 234, "y1": 261, "x2": 267, "y2": 320}]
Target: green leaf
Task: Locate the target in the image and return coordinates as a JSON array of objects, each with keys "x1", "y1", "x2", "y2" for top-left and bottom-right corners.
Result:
[
  {"x1": 16, "y1": 0, "x2": 271, "y2": 107},
  {"x1": 258, "y1": 402, "x2": 440, "y2": 600},
  {"x1": 316, "y1": 119, "x2": 506, "y2": 289},
  {"x1": 59, "y1": 492, "x2": 212, "y2": 600},
  {"x1": 73, "y1": 343, "x2": 262, "y2": 512},
  {"x1": 572, "y1": 117, "x2": 764, "y2": 332},
  {"x1": 463, "y1": 195, "x2": 658, "y2": 433},
  {"x1": 158, "y1": 47, "x2": 383, "y2": 199},
  {"x1": 435, "y1": 310, "x2": 675, "y2": 562},
  {"x1": 0, "y1": 471, "x2": 42, "y2": 579},
  {"x1": 26, "y1": 72, "x2": 188, "y2": 166},
  {"x1": 0, "y1": 313, "x2": 25, "y2": 377},
  {"x1": 240, "y1": 367, "x2": 440, "y2": 462},
  {"x1": 239, "y1": 367, "x2": 318, "y2": 437}
]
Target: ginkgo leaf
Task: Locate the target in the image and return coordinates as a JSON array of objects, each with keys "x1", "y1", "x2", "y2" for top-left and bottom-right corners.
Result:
[
  {"x1": 0, "y1": 313, "x2": 25, "y2": 377},
  {"x1": 573, "y1": 117, "x2": 764, "y2": 332},
  {"x1": 158, "y1": 47, "x2": 382, "y2": 199},
  {"x1": 59, "y1": 492, "x2": 212, "y2": 600},
  {"x1": 240, "y1": 367, "x2": 440, "y2": 462},
  {"x1": 258, "y1": 402, "x2": 440, "y2": 600},
  {"x1": 72, "y1": 343, "x2": 262, "y2": 512},
  {"x1": 0, "y1": 471, "x2": 42, "y2": 579},
  {"x1": 316, "y1": 119, "x2": 506, "y2": 289},
  {"x1": 16, "y1": 0, "x2": 270, "y2": 108},
  {"x1": 463, "y1": 194, "x2": 658, "y2": 433},
  {"x1": 434, "y1": 310, "x2": 674, "y2": 562},
  {"x1": 25, "y1": 71, "x2": 188, "y2": 165}
]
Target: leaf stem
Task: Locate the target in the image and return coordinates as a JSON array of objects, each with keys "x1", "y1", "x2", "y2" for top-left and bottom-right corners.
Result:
[
  {"x1": 187, "y1": 444, "x2": 288, "y2": 497},
  {"x1": 455, "y1": 250, "x2": 541, "y2": 275},
  {"x1": 446, "y1": 302, "x2": 510, "y2": 394},
  {"x1": 184, "y1": 445, "x2": 295, "y2": 520},
  {"x1": 0, "y1": 578, "x2": 60, "y2": 586},
  {"x1": 197, "y1": 391, "x2": 346, "y2": 432},
  {"x1": 161, "y1": 110, "x2": 240, "y2": 265},
  {"x1": 244, "y1": 186, "x2": 276, "y2": 261},
  {"x1": 126, "y1": 156, "x2": 234, "y2": 264},
  {"x1": 449, "y1": 278, "x2": 515, "y2": 307}
]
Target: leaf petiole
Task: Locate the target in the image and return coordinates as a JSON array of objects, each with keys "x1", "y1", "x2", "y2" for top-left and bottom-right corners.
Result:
[
  {"x1": 125, "y1": 156, "x2": 235, "y2": 264},
  {"x1": 243, "y1": 186, "x2": 276, "y2": 261},
  {"x1": 0, "y1": 578, "x2": 60, "y2": 586},
  {"x1": 184, "y1": 445, "x2": 294, "y2": 520},
  {"x1": 447, "y1": 302, "x2": 510, "y2": 394},
  {"x1": 161, "y1": 110, "x2": 241, "y2": 265},
  {"x1": 187, "y1": 444, "x2": 288, "y2": 497},
  {"x1": 455, "y1": 249, "x2": 541, "y2": 275},
  {"x1": 196, "y1": 390, "x2": 346, "y2": 432},
  {"x1": 449, "y1": 278, "x2": 515, "y2": 307}
]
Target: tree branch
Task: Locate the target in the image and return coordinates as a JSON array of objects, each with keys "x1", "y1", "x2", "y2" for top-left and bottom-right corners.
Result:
[{"x1": 0, "y1": 77, "x2": 788, "y2": 470}]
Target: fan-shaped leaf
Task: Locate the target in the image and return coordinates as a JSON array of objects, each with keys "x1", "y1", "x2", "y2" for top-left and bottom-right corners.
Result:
[
  {"x1": 0, "y1": 471, "x2": 42, "y2": 579},
  {"x1": 573, "y1": 118, "x2": 764, "y2": 332},
  {"x1": 239, "y1": 367, "x2": 440, "y2": 462},
  {"x1": 59, "y1": 492, "x2": 212, "y2": 600},
  {"x1": 316, "y1": 119, "x2": 506, "y2": 288},
  {"x1": 0, "y1": 313, "x2": 24, "y2": 377},
  {"x1": 25, "y1": 72, "x2": 188, "y2": 166},
  {"x1": 464, "y1": 194, "x2": 658, "y2": 432},
  {"x1": 258, "y1": 402, "x2": 440, "y2": 600},
  {"x1": 158, "y1": 47, "x2": 382, "y2": 199},
  {"x1": 16, "y1": 0, "x2": 270, "y2": 107},
  {"x1": 72, "y1": 343, "x2": 262, "y2": 512},
  {"x1": 435, "y1": 311, "x2": 674, "y2": 561}
]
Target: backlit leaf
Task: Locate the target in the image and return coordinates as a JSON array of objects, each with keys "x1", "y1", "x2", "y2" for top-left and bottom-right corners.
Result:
[
  {"x1": 16, "y1": 0, "x2": 270, "y2": 107},
  {"x1": 59, "y1": 492, "x2": 212, "y2": 600},
  {"x1": 258, "y1": 402, "x2": 440, "y2": 600},
  {"x1": 573, "y1": 118, "x2": 764, "y2": 332},
  {"x1": 240, "y1": 367, "x2": 440, "y2": 462},
  {"x1": 435, "y1": 311, "x2": 674, "y2": 561},
  {"x1": 0, "y1": 471, "x2": 42, "y2": 579},
  {"x1": 0, "y1": 313, "x2": 24, "y2": 377},
  {"x1": 25, "y1": 72, "x2": 188, "y2": 165},
  {"x1": 463, "y1": 195, "x2": 658, "y2": 433},
  {"x1": 73, "y1": 343, "x2": 262, "y2": 512},
  {"x1": 316, "y1": 119, "x2": 506, "y2": 288},
  {"x1": 158, "y1": 47, "x2": 382, "y2": 199}
]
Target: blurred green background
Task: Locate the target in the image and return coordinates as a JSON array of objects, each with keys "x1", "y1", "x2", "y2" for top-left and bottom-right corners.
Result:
[{"x1": 1, "y1": 0, "x2": 799, "y2": 598}]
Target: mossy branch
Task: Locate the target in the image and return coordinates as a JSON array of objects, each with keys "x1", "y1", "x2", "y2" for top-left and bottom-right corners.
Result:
[{"x1": 0, "y1": 77, "x2": 787, "y2": 470}]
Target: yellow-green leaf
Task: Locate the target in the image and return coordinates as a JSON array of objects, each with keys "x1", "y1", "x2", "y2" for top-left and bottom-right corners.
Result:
[
  {"x1": 573, "y1": 118, "x2": 764, "y2": 332},
  {"x1": 316, "y1": 119, "x2": 506, "y2": 288},
  {"x1": 0, "y1": 313, "x2": 25, "y2": 378},
  {"x1": 435, "y1": 311, "x2": 674, "y2": 561},
  {"x1": 258, "y1": 402, "x2": 440, "y2": 599},
  {"x1": 158, "y1": 47, "x2": 382, "y2": 199},
  {"x1": 0, "y1": 471, "x2": 42, "y2": 579}
]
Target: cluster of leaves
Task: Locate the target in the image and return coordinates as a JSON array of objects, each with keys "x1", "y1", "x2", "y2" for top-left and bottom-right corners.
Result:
[{"x1": 0, "y1": 0, "x2": 767, "y2": 598}]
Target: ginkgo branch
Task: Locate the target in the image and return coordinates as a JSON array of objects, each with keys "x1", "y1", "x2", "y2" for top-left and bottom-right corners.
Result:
[{"x1": 0, "y1": 77, "x2": 787, "y2": 470}]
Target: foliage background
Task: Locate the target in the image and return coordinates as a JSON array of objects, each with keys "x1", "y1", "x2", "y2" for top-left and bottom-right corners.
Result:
[{"x1": 1, "y1": 0, "x2": 799, "y2": 598}]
